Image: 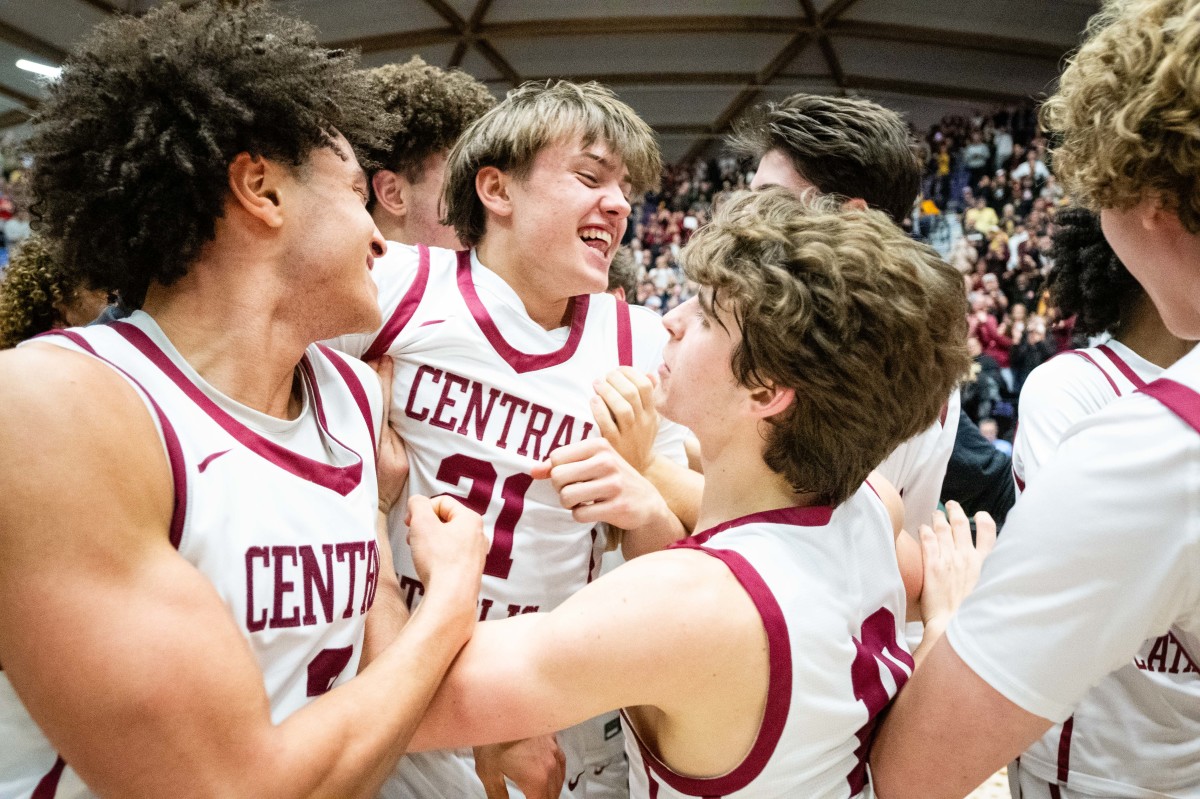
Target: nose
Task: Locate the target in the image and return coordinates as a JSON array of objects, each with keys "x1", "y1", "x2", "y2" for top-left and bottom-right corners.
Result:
[
  {"x1": 602, "y1": 184, "x2": 631, "y2": 219},
  {"x1": 661, "y1": 299, "x2": 687, "y2": 339},
  {"x1": 370, "y1": 226, "x2": 387, "y2": 258}
]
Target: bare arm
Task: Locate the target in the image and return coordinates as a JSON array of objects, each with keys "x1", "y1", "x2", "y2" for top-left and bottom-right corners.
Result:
[
  {"x1": 0, "y1": 346, "x2": 485, "y2": 799},
  {"x1": 870, "y1": 638, "x2": 1051, "y2": 799},
  {"x1": 408, "y1": 548, "x2": 754, "y2": 751}
]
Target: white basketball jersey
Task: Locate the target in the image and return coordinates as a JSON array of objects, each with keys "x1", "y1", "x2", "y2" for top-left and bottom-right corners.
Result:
[
  {"x1": 625, "y1": 484, "x2": 911, "y2": 799},
  {"x1": 1008, "y1": 340, "x2": 1200, "y2": 798},
  {"x1": 876, "y1": 391, "x2": 960, "y2": 531},
  {"x1": 1013, "y1": 340, "x2": 1159, "y2": 494},
  {"x1": 0, "y1": 313, "x2": 381, "y2": 799},
  {"x1": 330, "y1": 244, "x2": 687, "y2": 798}
]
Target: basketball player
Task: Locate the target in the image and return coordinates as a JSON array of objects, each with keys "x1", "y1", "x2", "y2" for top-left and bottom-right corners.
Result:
[
  {"x1": 0, "y1": 4, "x2": 488, "y2": 797},
  {"x1": 871, "y1": 1, "x2": 1200, "y2": 796},
  {"x1": 349, "y1": 53, "x2": 572, "y2": 799},
  {"x1": 0, "y1": 234, "x2": 109, "y2": 348},
  {"x1": 357, "y1": 57, "x2": 495, "y2": 250},
  {"x1": 1007, "y1": 211, "x2": 1198, "y2": 796},
  {"x1": 602, "y1": 94, "x2": 961, "y2": 538},
  {"x1": 399, "y1": 187, "x2": 986, "y2": 798},
  {"x1": 329, "y1": 81, "x2": 689, "y2": 798}
]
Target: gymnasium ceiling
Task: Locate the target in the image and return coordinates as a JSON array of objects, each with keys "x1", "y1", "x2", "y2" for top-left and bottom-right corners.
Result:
[{"x1": 0, "y1": 0, "x2": 1101, "y2": 163}]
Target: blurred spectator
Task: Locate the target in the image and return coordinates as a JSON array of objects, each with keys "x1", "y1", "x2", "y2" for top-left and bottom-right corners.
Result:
[{"x1": 977, "y1": 418, "x2": 1013, "y2": 456}]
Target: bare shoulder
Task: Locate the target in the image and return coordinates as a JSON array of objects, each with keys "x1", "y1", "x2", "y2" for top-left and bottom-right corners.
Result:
[{"x1": 0, "y1": 342, "x2": 175, "y2": 544}]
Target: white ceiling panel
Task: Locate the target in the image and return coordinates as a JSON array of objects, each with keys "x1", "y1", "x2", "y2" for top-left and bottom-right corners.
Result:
[
  {"x1": 498, "y1": 32, "x2": 792, "y2": 77},
  {"x1": 0, "y1": 0, "x2": 110, "y2": 52},
  {"x1": 844, "y1": 0, "x2": 1098, "y2": 47},
  {"x1": 458, "y1": 47, "x2": 505, "y2": 82},
  {"x1": 610, "y1": 85, "x2": 742, "y2": 126},
  {"x1": 277, "y1": 0, "x2": 445, "y2": 42},
  {"x1": 0, "y1": 0, "x2": 1100, "y2": 158},
  {"x1": 834, "y1": 37, "x2": 1060, "y2": 98},
  {"x1": 488, "y1": 0, "x2": 800, "y2": 22}
]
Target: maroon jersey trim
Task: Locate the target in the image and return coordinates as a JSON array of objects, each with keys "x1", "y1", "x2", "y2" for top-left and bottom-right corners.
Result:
[
  {"x1": 1065, "y1": 350, "x2": 1121, "y2": 397},
  {"x1": 1096, "y1": 344, "x2": 1148, "y2": 390},
  {"x1": 616, "y1": 299, "x2": 633, "y2": 368},
  {"x1": 362, "y1": 244, "x2": 431, "y2": 362},
  {"x1": 32, "y1": 756, "x2": 66, "y2": 799},
  {"x1": 112, "y1": 322, "x2": 364, "y2": 496},
  {"x1": 316, "y1": 344, "x2": 376, "y2": 452},
  {"x1": 1141, "y1": 377, "x2": 1200, "y2": 433},
  {"x1": 1056, "y1": 715, "x2": 1074, "y2": 784},
  {"x1": 623, "y1": 546, "x2": 792, "y2": 796},
  {"x1": 681, "y1": 504, "x2": 834, "y2": 548},
  {"x1": 455, "y1": 249, "x2": 591, "y2": 374},
  {"x1": 52, "y1": 330, "x2": 189, "y2": 549}
]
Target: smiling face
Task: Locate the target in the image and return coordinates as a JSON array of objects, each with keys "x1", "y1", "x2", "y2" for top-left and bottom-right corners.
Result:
[
  {"x1": 503, "y1": 135, "x2": 632, "y2": 300},
  {"x1": 285, "y1": 135, "x2": 386, "y2": 338}
]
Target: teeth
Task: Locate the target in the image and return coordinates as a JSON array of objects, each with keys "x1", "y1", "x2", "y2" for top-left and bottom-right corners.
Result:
[{"x1": 580, "y1": 229, "x2": 612, "y2": 245}]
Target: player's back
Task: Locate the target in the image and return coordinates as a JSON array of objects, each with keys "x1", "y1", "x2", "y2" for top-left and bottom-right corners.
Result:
[
  {"x1": 1010, "y1": 339, "x2": 1200, "y2": 798},
  {"x1": 625, "y1": 483, "x2": 911, "y2": 799}
]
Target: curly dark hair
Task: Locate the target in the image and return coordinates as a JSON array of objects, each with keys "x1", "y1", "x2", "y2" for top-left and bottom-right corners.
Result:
[
  {"x1": 0, "y1": 235, "x2": 72, "y2": 349},
  {"x1": 1047, "y1": 206, "x2": 1144, "y2": 337},
  {"x1": 356, "y1": 57, "x2": 496, "y2": 187},
  {"x1": 29, "y1": 1, "x2": 392, "y2": 308}
]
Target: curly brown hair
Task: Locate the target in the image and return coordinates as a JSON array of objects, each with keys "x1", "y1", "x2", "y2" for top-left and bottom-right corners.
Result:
[
  {"x1": 682, "y1": 188, "x2": 969, "y2": 506},
  {"x1": 29, "y1": 0, "x2": 392, "y2": 308},
  {"x1": 356, "y1": 57, "x2": 495, "y2": 186},
  {"x1": 728, "y1": 93, "x2": 922, "y2": 223},
  {"x1": 0, "y1": 236, "x2": 72, "y2": 349},
  {"x1": 1041, "y1": 0, "x2": 1200, "y2": 232}
]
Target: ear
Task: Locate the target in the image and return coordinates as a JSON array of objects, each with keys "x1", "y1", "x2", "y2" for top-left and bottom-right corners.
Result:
[
  {"x1": 748, "y1": 383, "x2": 795, "y2": 420},
  {"x1": 475, "y1": 166, "x2": 514, "y2": 220},
  {"x1": 842, "y1": 197, "x2": 869, "y2": 213},
  {"x1": 372, "y1": 170, "x2": 407, "y2": 219},
  {"x1": 228, "y1": 152, "x2": 285, "y2": 229}
]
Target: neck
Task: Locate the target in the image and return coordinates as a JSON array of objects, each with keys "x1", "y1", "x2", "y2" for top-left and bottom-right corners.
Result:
[
  {"x1": 476, "y1": 235, "x2": 572, "y2": 330},
  {"x1": 372, "y1": 212, "x2": 408, "y2": 245},
  {"x1": 693, "y1": 424, "x2": 824, "y2": 533},
  {"x1": 1116, "y1": 294, "x2": 1197, "y2": 369},
  {"x1": 140, "y1": 249, "x2": 310, "y2": 420}
]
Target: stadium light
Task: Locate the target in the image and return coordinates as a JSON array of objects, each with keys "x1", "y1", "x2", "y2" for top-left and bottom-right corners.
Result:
[{"x1": 16, "y1": 59, "x2": 61, "y2": 78}]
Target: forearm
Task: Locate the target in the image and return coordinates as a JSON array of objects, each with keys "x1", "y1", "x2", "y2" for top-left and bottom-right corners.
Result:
[
  {"x1": 621, "y1": 497, "x2": 688, "y2": 559},
  {"x1": 271, "y1": 591, "x2": 476, "y2": 798},
  {"x1": 642, "y1": 455, "x2": 702, "y2": 532},
  {"x1": 359, "y1": 512, "x2": 407, "y2": 669},
  {"x1": 872, "y1": 638, "x2": 1050, "y2": 799}
]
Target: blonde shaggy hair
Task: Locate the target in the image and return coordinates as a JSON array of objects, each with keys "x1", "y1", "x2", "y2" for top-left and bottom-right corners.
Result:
[
  {"x1": 443, "y1": 80, "x2": 661, "y2": 247},
  {"x1": 1042, "y1": 0, "x2": 1200, "y2": 231},
  {"x1": 682, "y1": 188, "x2": 969, "y2": 506}
]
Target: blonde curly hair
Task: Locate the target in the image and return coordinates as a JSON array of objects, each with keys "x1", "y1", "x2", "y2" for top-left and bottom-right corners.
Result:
[
  {"x1": 0, "y1": 236, "x2": 72, "y2": 349},
  {"x1": 1041, "y1": 0, "x2": 1200, "y2": 231}
]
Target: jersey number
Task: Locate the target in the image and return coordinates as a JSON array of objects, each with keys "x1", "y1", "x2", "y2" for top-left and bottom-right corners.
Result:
[
  {"x1": 436, "y1": 453, "x2": 533, "y2": 580},
  {"x1": 846, "y1": 608, "x2": 913, "y2": 794},
  {"x1": 307, "y1": 645, "x2": 353, "y2": 697}
]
